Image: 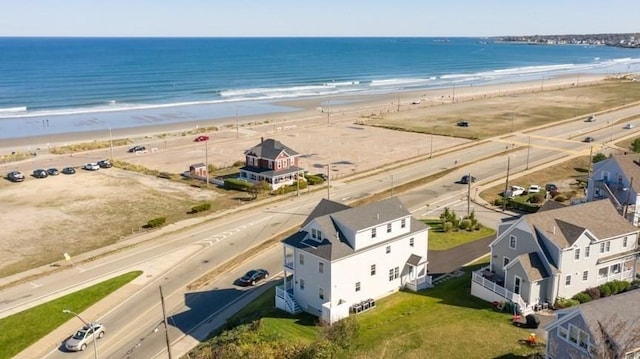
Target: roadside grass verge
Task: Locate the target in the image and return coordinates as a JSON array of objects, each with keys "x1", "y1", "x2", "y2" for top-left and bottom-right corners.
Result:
[
  {"x1": 423, "y1": 219, "x2": 496, "y2": 250},
  {"x1": 0, "y1": 271, "x2": 141, "y2": 359},
  {"x1": 190, "y1": 261, "x2": 542, "y2": 359},
  {"x1": 0, "y1": 152, "x2": 33, "y2": 164},
  {"x1": 49, "y1": 139, "x2": 132, "y2": 154}
]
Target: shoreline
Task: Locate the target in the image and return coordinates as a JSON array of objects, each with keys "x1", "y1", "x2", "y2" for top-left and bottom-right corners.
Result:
[{"x1": 0, "y1": 72, "x2": 617, "y2": 154}]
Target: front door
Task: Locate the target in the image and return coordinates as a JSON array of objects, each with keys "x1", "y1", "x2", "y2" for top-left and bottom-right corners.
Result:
[{"x1": 514, "y1": 276, "x2": 521, "y2": 295}]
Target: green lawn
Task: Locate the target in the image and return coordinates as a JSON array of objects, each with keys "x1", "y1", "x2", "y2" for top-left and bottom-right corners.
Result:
[
  {"x1": 423, "y1": 219, "x2": 496, "y2": 250},
  {"x1": 0, "y1": 271, "x2": 142, "y2": 359},
  {"x1": 194, "y1": 261, "x2": 542, "y2": 359}
]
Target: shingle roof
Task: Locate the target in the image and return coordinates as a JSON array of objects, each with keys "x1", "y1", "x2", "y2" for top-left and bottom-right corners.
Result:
[
  {"x1": 608, "y1": 154, "x2": 640, "y2": 193},
  {"x1": 244, "y1": 138, "x2": 299, "y2": 159},
  {"x1": 283, "y1": 198, "x2": 428, "y2": 261},
  {"x1": 407, "y1": 254, "x2": 422, "y2": 266},
  {"x1": 331, "y1": 197, "x2": 411, "y2": 231},
  {"x1": 525, "y1": 200, "x2": 638, "y2": 249},
  {"x1": 578, "y1": 289, "x2": 640, "y2": 350},
  {"x1": 514, "y1": 252, "x2": 549, "y2": 281}
]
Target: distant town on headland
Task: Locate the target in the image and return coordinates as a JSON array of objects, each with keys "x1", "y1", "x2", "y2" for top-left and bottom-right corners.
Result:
[{"x1": 495, "y1": 33, "x2": 640, "y2": 48}]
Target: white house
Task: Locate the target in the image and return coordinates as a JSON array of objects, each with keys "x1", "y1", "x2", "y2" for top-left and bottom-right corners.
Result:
[
  {"x1": 471, "y1": 200, "x2": 640, "y2": 314},
  {"x1": 587, "y1": 153, "x2": 640, "y2": 224},
  {"x1": 275, "y1": 197, "x2": 430, "y2": 324}
]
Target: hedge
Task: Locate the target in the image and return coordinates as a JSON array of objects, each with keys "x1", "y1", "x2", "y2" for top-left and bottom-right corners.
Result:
[
  {"x1": 191, "y1": 202, "x2": 212, "y2": 213},
  {"x1": 146, "y1": 217, "x2": 166, "y2": 228},
  {"x1": 224, "y1": 178, "x2": 253, "y2": 191}
]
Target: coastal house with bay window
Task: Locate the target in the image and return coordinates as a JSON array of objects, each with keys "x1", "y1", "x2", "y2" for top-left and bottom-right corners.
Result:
[
  {"x1": 239, "y1": 137, "x2": 302, "y2": 190},
  {"x1": 544, "y1": 289, "x2": 640, "y2": 359},
  {"x1": 471, "y1": 200, "x2": 639, "y2": 314},
  {"x1": 275, "y1": 197, "x2": 431, "y2": 324},
  {"x1": 586, "y1": 153, "x2": 640, "y2": 225}
]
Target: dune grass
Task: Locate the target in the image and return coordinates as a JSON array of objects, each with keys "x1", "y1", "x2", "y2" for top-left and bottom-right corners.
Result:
[{"x1": 0, "y1": 271, "x2": 141, "y2": 359}]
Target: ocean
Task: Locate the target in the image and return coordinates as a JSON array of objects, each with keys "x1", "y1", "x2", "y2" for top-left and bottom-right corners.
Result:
[{"x1": 1, "y1": 37, "x2": 640, "y2": 140}]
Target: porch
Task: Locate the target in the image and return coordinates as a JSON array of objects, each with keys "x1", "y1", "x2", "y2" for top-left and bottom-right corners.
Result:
[
  {"x1": 275, "y1": 281, "x2": 301, "y2": 315},
  {"x1": 470, "y1": 266, "x2": 533, "y2": 315}
]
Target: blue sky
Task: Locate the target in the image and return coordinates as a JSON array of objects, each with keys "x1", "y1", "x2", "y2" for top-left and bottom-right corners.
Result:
[{"x1": 2, "y1": 0, "x2": 638, "y2": 37}]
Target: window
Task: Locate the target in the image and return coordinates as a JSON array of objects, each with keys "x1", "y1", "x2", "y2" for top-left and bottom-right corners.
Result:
[
  {"x1": 319, "y1": 288, "x2": 324, "y2": 300},
  {"x1": 612, "y1": 263, "x2": 621, "y2": 274},
  {"x1": 299, "y1": 253, "x2": 304, "y2": 265},
  {"x1": 600, "y1": 241, "x2": 611, "y2": 253},
  {"x1": 389, "y1": 269, "x2": 394, "y2": 281},
  {"x1": 300, "y1": 279, "x2": 305, "y2": 290},
  {"x1": 387, "y1": 223, "x2": 392, "y2": 233},
  {"x1": 503, "y1": 257, "x2": 510, "y2": 268},
  {"x1": 569, "y1": 325, "x2": 579, "y2": 344},
  {"x1": 582, "y1": 270, "x2": 588, "y2": 281},
  {"x1": 394, "y1": 266, "x2": 400, "y2": 279},
  {"x1": 565, "y1": 275, "x2": 572, "y2": 286},
  {"x1": 371, "y1": 264, "x2": 376, "y2": 276},
  {"x1": 623, "y1": 236, "x2": 628, "y2": 247},
  {"x1": 401, "y1": 218, "x2": 406, "y2": 228},
  {"x1": 559, "y1": 324, "x2": 591, "y2": 353},
  {"x1": 371, "y1": 228, "x2": 377, "y2": 238},
  {"x1": 386, "y1": 245, "x2": 391, "y2": 254},
  {"x1": 558, "y1": 326, "x2": 568, "y2": 340},
  {"x1": 311, "y1": 228, "x2": 317, "y2": 239},
  {"x1": 584, "y1": 246, "x2": 590, "y2": 258},
  {"x1": 409, "y1": 238, "x2": 414, "y2": 247},
  {"x1": 318, "y1": 262, "x2": 324, "y2": 273},
  {"x1": 355, "y1": 282, "x2": 361, "y2": 292},
  {"x1": 574, "y1": 248, "x2": 580, "y2": 260},
  {"x1": 509, "y1": 235, "x2": 517, "y2": 249},
  {"x1": 599, "y1": 267, "x2": 609, "y2": 278},
  {"x1": 514, "y1": 276, "x2": 521, "y2": 295}
]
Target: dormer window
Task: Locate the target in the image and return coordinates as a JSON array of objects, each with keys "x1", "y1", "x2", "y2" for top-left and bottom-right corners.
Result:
[
  {"x1": 387, "y1": 223, "x2": 392, "y2": 233},
  {"x1": 509, "y1": 235, "x2": 517, "y2": 249},
  {"x1": 623, "y1": 236, "x2": 628, "y2": 247},
  {"x1": 401, "y1": 218, "x2": 406, "y2": 228},
  {"x1": 371, "y1": 228, "x2": 377, "y2": 238}
]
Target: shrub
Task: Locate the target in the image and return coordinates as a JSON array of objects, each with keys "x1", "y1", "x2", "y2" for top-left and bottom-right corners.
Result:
[
  {"x1": 191, "y1": 202, "x2": 212, "y2": 214},
  {"x1": 592, "y1": 152, "x2": 608, "y2": 163},
  {"x1": 599, "y1": 283, "x2": 612, "y2": 297},
  {"x1": 631, "y1": 138, "x2": 640, "y2": 153},
  {"x1": 572, "y1": 292, "x2": 593, "y2": 304},
  {"x1": 224, "y1": 178, "x2": 253, "y2": 191},
  {"x1": 554, "y1": 297, "x2": 580, "y2": 309},
  {"x1": 460, "y1": 219, "x2": 472, "y2": 231},
  {"x1": 322, "y1": 316, "x2": 359, "y2": 350},
  {"x1": 443, "y1": 221, "x2": 454, "y2": 232},
  {"x1": 232, "y1": 160, "x2": 244, "y2": 167},
  {"x1": 555, "y1": 195, "x2": 568, "y2": 202},
  {"x1": 529, "y1": 193, "x2": 545, "y2": 204},
  {"x1": 494, "y1": 198, "x2": 505, "y2": 206},
  {"x1": 585, "y1": 287, "x2": 601, "y2": 300},
  {"x1": 146, "y1": 217, "x2": 166, "y2": 228},
  {"x1": 305, "y1": 175, "x2": 324, "y2": 185}
]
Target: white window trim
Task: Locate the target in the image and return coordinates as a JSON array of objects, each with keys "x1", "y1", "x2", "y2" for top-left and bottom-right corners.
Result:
[
  {"x1": 509, "y1": 235, "x2": 517, "y2": 249},
  {"x1": 574, "y1": 248, "x2": 580, "y2": 261}
]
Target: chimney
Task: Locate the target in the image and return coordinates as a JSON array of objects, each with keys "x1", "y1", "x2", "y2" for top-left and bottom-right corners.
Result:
[
  {"x1": 376, "y1": 213, "x2": 380, "y2": 220},
  {"x1": 552, "y1": 225, "x2": 556, "y2": 235},
  {"x1": 261, "y1": 136, "x2": 264, "y2": 143}
]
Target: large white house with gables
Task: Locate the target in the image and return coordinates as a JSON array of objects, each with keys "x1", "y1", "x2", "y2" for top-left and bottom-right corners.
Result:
[
  {"x1": 276, "y1": 197, "x2": 431, "y2": 323},
  {"x1": 471, "y1": 200, "x2": 640, "y2": 315}
]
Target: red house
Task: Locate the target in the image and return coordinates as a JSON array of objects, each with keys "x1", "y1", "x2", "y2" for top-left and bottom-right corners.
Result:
[{"x1": 239, "y1": 138, "x2": 303, "y2": 190}]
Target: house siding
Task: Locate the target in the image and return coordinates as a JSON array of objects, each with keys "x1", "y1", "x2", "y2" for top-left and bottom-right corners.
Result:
[
  {"x1": 491, "y1": 226, "x2": 539, "y2": 278},
  {"x1": 352, "y1": 216, "x2": 412, "y2": 251},
  {"x1": 546, "y1": 314, "x2": 592, "y2": 359},
  {"x1": 292, "y1": 248, "x2": 331, "y2": 314}
]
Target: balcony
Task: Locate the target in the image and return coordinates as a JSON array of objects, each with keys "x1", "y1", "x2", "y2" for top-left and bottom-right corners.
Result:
[{"x1": 470, "y1": 266, "x2": 531, "y2": 315}]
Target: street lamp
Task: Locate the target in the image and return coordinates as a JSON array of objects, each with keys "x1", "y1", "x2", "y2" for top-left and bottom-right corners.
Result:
[
  {"x1": 108, "y1": 125, "x2": 114, "y2": 161},
  {"x1": 62, "y1": 309, "x2": 98, "y2": 359}
]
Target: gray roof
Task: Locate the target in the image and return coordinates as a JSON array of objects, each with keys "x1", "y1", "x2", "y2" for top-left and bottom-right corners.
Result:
[
  {"x1": 524, "y1": 200, "x2": 638, "y2": 249},
  {"x1": 190, "y1": 163, "x2": 205, "y2": 168},
  {"x1": 283, "y1": 198, "x2": 428, "y2": 261},
  {"x1": 607, "y1": 154, "x2": 640, "y2": 193},
  {"x1": 244, "y1": 138, "x2": 299, "y2": 160},
  {"x1": 407, "y1": 254, "x2": 422, "y2": 266},
  {"x1": 514, "y1": 252, "x2": 549, "y2": 281},
  {"x1": 578, "y1": 289, "x2": 640, "y2": 350},
  {"x1": 331, "y1": 197, "x2": 411, "y2": 231}
]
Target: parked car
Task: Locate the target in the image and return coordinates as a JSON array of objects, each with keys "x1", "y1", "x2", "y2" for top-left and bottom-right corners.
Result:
[
  {"x1": 545, "y1": 183, "x2": 558, "y2": 192},
  {"x1": 505, "y1": 185, "x2": 525, "y2": 198},
  {"x1": 585, "y1": 115, "x2": 596, "y2": 122},
  {"x1": 7, "y1": 171, "x2": 25, "y2": 182},
  {"x1": 411, "y1": 99, "x2": 421, "y2": 105},
  {"x1": 237, "y1": 269, "x2": 269, "y2": 286},
  {"x1": 62, "y1": 167, "x2": 76, "y2": 175},
  {"x1": 32, "y1": 169, "x2": 48, "y2": 178},
  {"x1": 128, "y1": 145, "x2": 146, "y2": 153},
  {"x1": 528, "y1": 184, "x2": 542, "y2": 194},
  {"x1": 456, "y1": 120, "x2": 470, "y2": 127},
  {"x1": 624, "y1": 123, "x2": 634, "y2": 129},
  {"x1": 47, "y1": 168, "x2": 60, "y2": 176},
  {"x1": 583, "y1": 136, "x2": 595, "y2": 143},
  {"x1": 460, "y1": 175, "x2": 476, "y2": 184},
  {"x1": 97, "y1": 160, "x2": 112, "y2": 168},
  {"x1": 194, "y1": 135, "x2": 210, "y2": 142},
  {"x1": 64, "y1": 322, "x2": 105, "y2": 352},
  {"x1": 84, "y1": 163, "x2": 100, "y2": 171}
]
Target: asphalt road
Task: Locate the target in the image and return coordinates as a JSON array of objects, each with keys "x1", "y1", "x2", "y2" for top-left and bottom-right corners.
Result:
[{"x1": 4, "y1": 103, "x2": 640, "y2": 358}]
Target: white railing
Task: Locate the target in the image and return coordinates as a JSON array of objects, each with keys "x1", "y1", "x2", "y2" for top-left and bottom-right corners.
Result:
[
  {"x1": 406, "y1": 276, "x2": 432, "y2": 291},
  {"x1": 472, "y1": 271, "x2": 528, "y2": 313},
  {"x1": 276, "y1": 285, "x2": 300, "y2": 314}
]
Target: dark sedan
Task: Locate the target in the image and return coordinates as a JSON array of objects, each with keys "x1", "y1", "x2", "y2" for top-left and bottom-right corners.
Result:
[
  {"x1": 47, "y1": 168, "x2": 60, "y2": 176},
  {"x1": 33, "y1": 169, "x2": 48, "y2": 178},
  {"x1": 237, "y1": 269, "x2": 269, "y2": 286}
]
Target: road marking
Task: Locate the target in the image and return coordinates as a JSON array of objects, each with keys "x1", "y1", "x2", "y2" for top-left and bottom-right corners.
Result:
[
  {"x1": 75, "y1": 266, "x2": 86, "y2": 273},
  {"x1": 421, "y1": 199, "x2": 463, "y2": 217},
  {"x1": 28, "y1": 281, "x2": 41, "y2": 288}
]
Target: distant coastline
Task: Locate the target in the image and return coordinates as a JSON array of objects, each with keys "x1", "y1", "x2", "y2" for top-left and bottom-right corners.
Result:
[{"x1": 495, "y1": 32, "x2": 640, "y2": 48}]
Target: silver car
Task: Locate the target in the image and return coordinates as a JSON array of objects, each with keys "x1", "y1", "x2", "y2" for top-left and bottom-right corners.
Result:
[{"x1": 64, "y1": 322, "x2": 105, "y2": 351}]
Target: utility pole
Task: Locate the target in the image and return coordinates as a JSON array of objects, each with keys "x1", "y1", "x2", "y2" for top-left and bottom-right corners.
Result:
[
  {"x1": 205, "y1": 140, "x2": 209, "y2": 187},
  {"x1": 326, "y1": 165, "x2": 331, "y2": 200},
  {"x1": 235, "y1": 108, "x2": 239, "y2": 138},
  {"x1": 623, "y1": 177, "x2": 634, "y2": 218},
  {"x1": 588, "y1": 146, "x2": 594, "y2": 178},
  {"x1": 503, "y1": 157, "x2": 511, "y2": 212},
  {"x1": 160, "y1": 286, "x2": 173, "y2": 359},
  {"x1": 108, "y1": 126, "x2": 114, "y2": 161},
  {"x1": 429, "y1": 133, "x2": 433, "y2": 159},
  {"x1": 467, "y1": 172, "x2": 471, "y2": 216}
]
